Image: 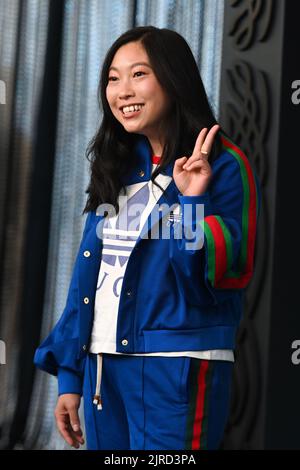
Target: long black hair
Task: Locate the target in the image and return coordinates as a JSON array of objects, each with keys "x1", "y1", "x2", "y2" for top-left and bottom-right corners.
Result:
[{"x1": 83, "y1": 26, "x2": 223, "y2": 215}]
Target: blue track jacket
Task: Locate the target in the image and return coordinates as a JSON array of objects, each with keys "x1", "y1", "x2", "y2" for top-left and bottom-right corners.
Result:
[{"x1": 34, "y1": 132, "x2": 261, "y2": 396}]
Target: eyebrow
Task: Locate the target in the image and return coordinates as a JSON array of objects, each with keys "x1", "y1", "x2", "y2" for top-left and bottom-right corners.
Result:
[{"x1": 108, "y1": 62, "x2": 152, "y2": 72}]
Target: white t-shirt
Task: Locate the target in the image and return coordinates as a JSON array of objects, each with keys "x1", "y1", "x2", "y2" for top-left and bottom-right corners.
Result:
[{"x1": 89, "y1": 159, "x2": 234, "y2": 362}]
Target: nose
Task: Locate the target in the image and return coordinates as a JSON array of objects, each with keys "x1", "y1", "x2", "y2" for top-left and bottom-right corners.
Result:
[
  {"x1": 119, "y1": 90, "x2": 135, "y2": 100},
  {"x1": 119, "y1": 93, "x2": 135, "y2": 100},
  {"x1": 118, "y1": 77, "x2": 135, "y2": 99}
]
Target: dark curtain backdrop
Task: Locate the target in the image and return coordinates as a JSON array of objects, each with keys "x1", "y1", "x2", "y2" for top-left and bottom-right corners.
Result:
[
  {"x1": 0, "y1": 0, "x2": 65, "y2": 449},
  {"x1": 6, "y1": 0, "x2": 65, "y2": 449}
]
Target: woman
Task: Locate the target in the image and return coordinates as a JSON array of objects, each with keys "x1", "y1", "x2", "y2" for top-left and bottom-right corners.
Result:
[{"x1": 34, "y1": 26, "x2": 261, "y2": 450}]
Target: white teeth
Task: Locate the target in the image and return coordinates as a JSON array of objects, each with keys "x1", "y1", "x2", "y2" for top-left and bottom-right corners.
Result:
[{"x1": 122, "y1": 104, "x2": 144, "y2": 114}]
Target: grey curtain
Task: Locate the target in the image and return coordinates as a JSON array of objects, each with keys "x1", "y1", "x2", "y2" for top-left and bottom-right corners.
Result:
[{"x1": 0, "y1": 0, "x2": 51, "y2": 449}]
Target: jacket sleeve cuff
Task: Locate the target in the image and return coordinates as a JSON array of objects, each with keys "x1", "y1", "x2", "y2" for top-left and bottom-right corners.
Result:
[
  {"x1": 57, "y1": 367, "x2": 83, "y2": 396},
  {"x1": 178, "y1": 192, "x2": 213, "y2": 218}
]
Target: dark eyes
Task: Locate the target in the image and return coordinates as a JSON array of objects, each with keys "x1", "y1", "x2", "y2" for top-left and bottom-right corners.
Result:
[
  {"x1": 108, "y1": 71, "x2": 145, "y2": 81},
  {"x1": 133, "y1": 71, "x2": 145, "y2": 77}
]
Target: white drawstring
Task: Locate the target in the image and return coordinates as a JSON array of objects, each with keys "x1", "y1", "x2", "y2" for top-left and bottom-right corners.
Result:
[{"x1": 93, "y1": 353, "x2": 103, "y2": 410}]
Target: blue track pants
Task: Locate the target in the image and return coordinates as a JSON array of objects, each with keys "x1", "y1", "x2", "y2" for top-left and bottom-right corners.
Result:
[{"x1": 83, "y1": 353, "x2": 234, "y2": 450}]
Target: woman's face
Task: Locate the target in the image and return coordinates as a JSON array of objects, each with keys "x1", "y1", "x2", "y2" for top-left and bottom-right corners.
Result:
[{"x1": 106, "y1": 41, "x2": 172, "y2": 154}]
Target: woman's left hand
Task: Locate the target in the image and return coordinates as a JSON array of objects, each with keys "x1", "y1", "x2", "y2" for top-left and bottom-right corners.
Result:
[{"x1": 173, "y1": 124, "x2": 220, "y2": 196}]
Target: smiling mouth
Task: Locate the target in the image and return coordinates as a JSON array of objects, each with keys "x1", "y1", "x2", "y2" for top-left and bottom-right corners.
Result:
[{"x1": 121, "y1": 104, "x2": 145, "y2": 116}]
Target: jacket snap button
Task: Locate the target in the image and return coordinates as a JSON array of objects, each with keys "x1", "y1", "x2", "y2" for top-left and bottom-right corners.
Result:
[
  {"x1": 122, "y1": 339, "x2": 128, "y2": 346},
  {"x1": 139, "y1": 170, "x2": 145, "y2": 177},
  {"x1": 84, "y1": 250, "x2": 91, "y2": 257},
  {"x1": 83, "y1": 297, "x2": 89, "y2": 304},
  {"x1": 126, "y1": 291, "x2": 132, "y2": 297},
  {"x1": 82, "y1": 344, "x2": 87, "y2": 351}
]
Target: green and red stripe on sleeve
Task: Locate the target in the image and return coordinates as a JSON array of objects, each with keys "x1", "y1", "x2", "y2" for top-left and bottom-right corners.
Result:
[{"x1": 201, "y1": 134, "x2": 259, "y2": 289}]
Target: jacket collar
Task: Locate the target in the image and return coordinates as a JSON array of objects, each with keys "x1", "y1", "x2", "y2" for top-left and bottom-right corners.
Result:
[
  {"x1": 95, "y1": 134, "x2": 179, "y2": 241},
  {"x1": 121, "y1": 134, "x2": 174, "y2": 186}
]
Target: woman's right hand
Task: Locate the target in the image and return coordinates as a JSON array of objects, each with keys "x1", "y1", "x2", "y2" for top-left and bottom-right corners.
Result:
[{"x1": 54, "y1": 393, "x2": 85, "y2": 449}]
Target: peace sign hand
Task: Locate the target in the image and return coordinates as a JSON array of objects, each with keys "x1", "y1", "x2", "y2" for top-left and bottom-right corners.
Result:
[{"x1": 173, "y1": 124, "x2": 220, "y2": 196}]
